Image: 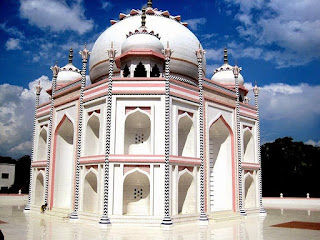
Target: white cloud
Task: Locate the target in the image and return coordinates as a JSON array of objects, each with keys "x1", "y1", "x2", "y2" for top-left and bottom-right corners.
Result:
[
  {"x1": 5, "y1": 38, "x2": 22, "y2": 50},
  {"x1": 19, "y1": 0, "x2": 94, "y2": 34},
  {"x1": 185, "y1": 18, "x2": 207, "y2": 31},
  {"x1": 0, "y1": 76, "x2": 51, "y2": 158},
  {"x1": 101, "y1": 1, "x2": 113, "y2": 11},
  {"x1": 305, "y1": 139, "x2": 320, "y2": 147},
  {"x1": 245, "y1": 82, "x2": 320, "y2": 121},
  {"x1": 205, "y1": 48, "x2": 224, "y2": 61},
  {"x1": 0, "y1": 23, "x2": 25, "y2": 39},
  {"x1": 227, "y1": 0, "x2": 320, "y2": 67}
]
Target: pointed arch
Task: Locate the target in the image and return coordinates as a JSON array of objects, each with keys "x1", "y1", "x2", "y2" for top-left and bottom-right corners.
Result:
[
  {"x1": 34, "y1": 171, "x2": 45, "y2": 205},
  {"x1": 124, "y1": 109, "x2": 151, "y2": 154},
  {"x1": 177, "y1": 113, "x2": 195, "y2": 157},
  {"x1": 208, "y1": 114, "x2": 235, "y2": 212},
  {"x1": 178, "y1": 169, "x2": 195, "y2": 214},
  {"x1": 243, "y1": 128, "x2": 255, "y2": 163},
  {"x1": 37, "y1": 126, "x2": 48, "y2": 161},
  {"x1": 82, "y1": 169, "x2": 98, "y2": 213},
  {"x1": 85, "y1": 112, "x2": 100, "y2": 156},
  {"x1": 51, "y1": 114, "x2": 75, "y2": 209},
  {"x1": 134, "y1": 62, "x2": 147, "y2": 77},
  {"x1": 123, "y1": 169, "x2": 150, "y2": 215},
  {"x1": 150, "y1": 64, "x2": 160, "y2": 77},
  {"x1": 244, "y1": 172, "x2": 256, "y2": 209}
]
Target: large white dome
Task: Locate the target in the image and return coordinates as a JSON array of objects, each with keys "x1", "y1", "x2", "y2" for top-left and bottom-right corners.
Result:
[
  {"x1": 89, "y1": 11, "x2": 206, "y2": 82},
  {"x1": 57, "y1": 63, "x2": 81, "y2": 84},
  {"x1": 211, "y1": 63, "x2": 244, "y2": 86}
]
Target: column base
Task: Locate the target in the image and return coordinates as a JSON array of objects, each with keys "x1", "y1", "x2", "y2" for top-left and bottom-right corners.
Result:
[
  {"x1": 199, "y1": 213, "x2": 208, "y2": 225},
  {"x1": 161, "y1": 216, "x2": 173, "y2": 226},
  {"x1": 69, "y1": 211, "x2": 79, "y2": 220},
  {"x1": 24, "y1": 205, "x2": 31, "y2": 212},
  {"x1": 99, "y1": 215, "x2": 111, "y2": 225},
  {"x1": 239, "y1": 209, "x2": 247, "y2": 216},
  {"x1": 260, "y1": 207, "x2": 267, "y2": 216}
]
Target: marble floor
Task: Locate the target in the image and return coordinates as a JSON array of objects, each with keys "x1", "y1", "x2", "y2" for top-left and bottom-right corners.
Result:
[{"x1": 0, "y1": 205, "x2": 319, "y2": 240}]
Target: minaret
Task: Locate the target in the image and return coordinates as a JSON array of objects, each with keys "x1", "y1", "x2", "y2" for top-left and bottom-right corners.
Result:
[
  {"x1": 100, "y1": 42, "x2": 117, "y2": 225},
  {"x1": 24, "y1": 80, "x2": 42, "y2": 212},
  {"x1": 70, "y1": 44, "x2": 90, "y2": 220},
  {"x1": 45, "y1": 62, "x2": 59, "y2": 206},
  {"x1": 196, "y1": 44, "x2": 208, "y2": 223},
  {"x1": 253, "y1": 82, "x2": 267, "y2": 216},
  {"x1": 233, "y1": 63, "x2": 246, "y2": 216},
  {"x1": 161, "y1": 41, "x2": 173, "y2": 226}
]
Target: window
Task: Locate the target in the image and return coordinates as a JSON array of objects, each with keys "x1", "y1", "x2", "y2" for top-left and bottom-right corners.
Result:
[
  {"x1": 2, "y1": 173, "x2": 9, "y2": 179},
  {"x1": 123, "y1": 64, "x2": 130, "y2": 77},
  {"x1": 134, "y1": 62, "x2": 147, "y2": 77},
  {"x1": 150, "y1": 64, "x2": 160, "y2": 77}
]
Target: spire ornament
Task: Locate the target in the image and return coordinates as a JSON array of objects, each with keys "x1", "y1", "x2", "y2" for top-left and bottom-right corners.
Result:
[
  {"x1": 147, "y1": 0, "x2": 152, "y2": 8},
  {"x1": 50, "y1": 62, "x2": 60, "y2": 77},
  {"x1": 68, "y1": 48, "x2": 73, "y2": 63},
  {"x1": 79, "y1": 43, "x2": 91, "y2": 63},
  {"x1": 106, "y1": 41, "x2": 117, "y2": 60},
  {"x1": 141, "y1": 7, "x2": 146, "y2": 27},
  {"x1": 162, "y1": 41, "x2": 173, "y2": 59},
  {"x1": 224, "y1": 47, "x2": 228, "y2": 64}
]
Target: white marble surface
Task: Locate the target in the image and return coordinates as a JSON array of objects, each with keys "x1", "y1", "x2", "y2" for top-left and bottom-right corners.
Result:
[{"x1": 0, "y1": 204, "x2": 320, "y2": 240}]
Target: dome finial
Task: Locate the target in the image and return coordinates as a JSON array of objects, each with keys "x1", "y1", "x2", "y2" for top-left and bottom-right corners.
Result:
[
  {"x1": 224, "y1": 47, "x2": 228, "y2": 64},
  {"x1": 69, "y1": 48, "x2": 73, "y2": 63},
  {"x1": 141, "y1": 7, "x2": 146, "y2": 27},
  {"x1": 147, "y1": 0, "x2": 152, "y2": 8}
]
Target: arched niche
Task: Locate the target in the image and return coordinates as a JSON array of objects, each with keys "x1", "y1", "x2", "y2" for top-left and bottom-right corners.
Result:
[
  {"x1": 244, "y1": 173, "x2": 256, "y2": 209},
  {"x1": 209, "y1": 116, "x2": 233, "y2": 212},
  {"x1": 37, "y1": 127, "x2": 47, "y2": 161},
  {"x1": 34, "y1": 172, "x2": 44, "y2": 205},
  {"x1": 53, "y1": 116, "x2": 74, "y2": 209},
  {"x1": 85, "y1": 113, "x2": 100, "y2": 156},
  {"x1": 82, "y1": 170, "x2": 98, "y2": 213},
  {"x1": 134, "y1": 62, "x2": 147, "y2": 77},
  {"x1": 178, "y1": 114, "x2": 195, "y2": 157},
  {"x1": 124, "y1": 110, "x2": 151, "y2": 154},
  {"x1": 150, "y1": 64, "x2": 160, "y2": 77},
  {"x1": 123, "y1": 170, "x2": 150, "y2": 215},
  {"x1": 178, "y1": 170, "x2": 195, "y2": 214},
  {"x1": 243, "y1": 129, "x2": 255, "y2": 163}
]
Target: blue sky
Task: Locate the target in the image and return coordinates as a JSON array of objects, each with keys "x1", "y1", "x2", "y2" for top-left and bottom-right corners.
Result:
[{"x1": 0, "y1": 0, "x2": 319, "y2": 158}]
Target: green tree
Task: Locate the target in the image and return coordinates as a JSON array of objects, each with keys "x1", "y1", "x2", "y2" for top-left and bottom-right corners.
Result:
[{"x1": 262, "y1": 137, "x2": 320, "y2": 197}]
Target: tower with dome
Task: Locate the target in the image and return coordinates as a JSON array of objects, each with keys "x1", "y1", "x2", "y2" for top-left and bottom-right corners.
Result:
[{"x1": 25, "y1": 0, "x2": 266, "y2": 225}]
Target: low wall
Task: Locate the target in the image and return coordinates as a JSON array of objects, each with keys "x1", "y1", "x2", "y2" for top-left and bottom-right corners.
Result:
[
  {"x1": 263, "y1": 197, "x2": 320, "y2": 210},
  {"x1": 0, "y1": 194, "x2": 28, "y2": 206}
]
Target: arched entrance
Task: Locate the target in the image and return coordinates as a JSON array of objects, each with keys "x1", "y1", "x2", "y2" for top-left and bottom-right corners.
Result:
[
  {"x1": 82, "y1": 171, "x2": 98, "y2": 212},
  {"x1": 209, "y1": 117, "x2": 233, "y2": 212},
  {"x1": 34, "y1": 172, "x2": 44, "y2": 205},
  {"x1": 85, "y1": 114, "x2": 100, "y2": 156},
  {"x1": 244, "y1": 173, "x2": 256, "y2": 209},
  {"x1": 178, "y1": 170, "x2": 195, "y2": 214},
  {"x1": 37, "y1": 127, "x2": 47, "y2": 160},
  {"x1": 243, "y1": 129, "x2": 255, "y2": 163},
  {"x1": 124, "y1": 110, "x2": 151, "y2": 154},
  {"x1": 123, "y1": 170, "x2": 150, "y2": 215},
  {"x1": 178, "y1": 114, "x2": 195, "y2": 157},
  {"x1": 53, "y1": 116, "x2": 74, "y2": 209}
]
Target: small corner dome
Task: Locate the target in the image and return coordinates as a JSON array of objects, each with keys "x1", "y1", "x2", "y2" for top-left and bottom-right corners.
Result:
[
  {"x1": 56, "y1": 63, "x2": 81, "y2": 84},
  {"x1": 121, "y1": 33, "x2": 164, "y2": 54},
  {"x1": 211, "y1": 63, "x2": 244, "y2": 86}
]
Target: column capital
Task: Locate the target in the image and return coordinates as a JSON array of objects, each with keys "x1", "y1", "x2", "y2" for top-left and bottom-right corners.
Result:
[
  {"x1": 106, "y1": 42, "x2": 117, "y2": 60},
  {"x1": 232, "y1": 63, "x2": 242, "y2": 78},
  {"x1": 35, "y1": 80, "x2": 42, "y2": 95},
  {"x1": 50, "y1": 62, "x2": 60, "y2": 77},
  {"x1": 162, "y1": 41, "x2": 173, "y2": 59},
  {"x1": 253, "y1": 81, "x2": 261, "y2": 96},
  {"x1": 79, "y1": 43, "x2": 91, "y2": 62},
  {"x1": 195, "y1": 43, "x2": 205, "y2": 61}
]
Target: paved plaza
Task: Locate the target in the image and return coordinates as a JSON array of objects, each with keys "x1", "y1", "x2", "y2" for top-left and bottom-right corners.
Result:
[{"x1": 0, "y1": 201, "x2": 319, "y2": 239}]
